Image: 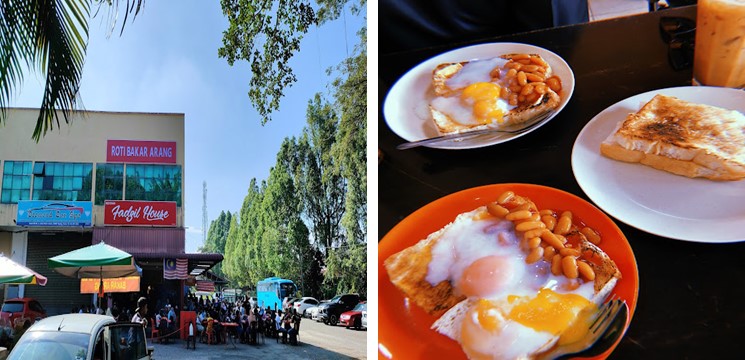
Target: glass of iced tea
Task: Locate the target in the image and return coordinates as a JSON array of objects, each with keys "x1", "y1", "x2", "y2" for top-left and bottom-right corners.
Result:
[{"x1": 693, "y1": 0, "x2": 745, "y2": 88}]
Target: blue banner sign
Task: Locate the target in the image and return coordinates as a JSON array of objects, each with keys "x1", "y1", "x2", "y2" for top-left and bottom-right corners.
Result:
[{"x1": 17, "y1": 201, "x2": 92, "y2": 227}]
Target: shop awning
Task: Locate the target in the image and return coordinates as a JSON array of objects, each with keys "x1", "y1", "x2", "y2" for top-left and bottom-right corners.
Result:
[
  {"x1": 92, "y1": 227, "x2": 184, "y2": 254},
  {"x1": 198, "y1": 270, "x2": 229, "y2": 285},
  {"x1": 130, "y1": 252, "x2": 223, "y2": 277}
]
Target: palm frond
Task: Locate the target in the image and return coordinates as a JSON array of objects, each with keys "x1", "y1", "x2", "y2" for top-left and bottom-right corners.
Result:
[
  {"x1": 31, "y1": 0, "x2": 90, "y2": 141},
  {"x1": 1, "y1": 0, "x2": 143, "y2": 141},
  {"x1": 0, "y1": 0, "x2": 32, "y2": 123}
]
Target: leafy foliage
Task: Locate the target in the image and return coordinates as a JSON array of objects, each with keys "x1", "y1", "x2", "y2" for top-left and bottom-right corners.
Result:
[
  {"x1": 218, "y1": 0, "x2": 366, "y2": 125},
  {"x1": 330, "y1": 27, "x2": 366, "y2": 243},
  {"x1": 220, "y1": 85, "x2": 367, "y2": 298},
  {"x1": 0, "y1": 0, "x2": 143, "y2": 141},
  {"x1": 323, "y1": 239, "x2": 366, "y2": 296},
  {"x1": 297, "y1": 94, "x2": 346, "y2": 252},
  {"x1": 218, "y1": 0, "x2": 366, "y2": 299},
  {"x1": 200, "y1": 210, "x2": 233, "y2": 277}
]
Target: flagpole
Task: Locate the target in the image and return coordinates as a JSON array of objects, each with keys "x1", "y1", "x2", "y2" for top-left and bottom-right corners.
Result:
[{"x1": 99, "y1": 265, "x2": 103, "y2": 313}]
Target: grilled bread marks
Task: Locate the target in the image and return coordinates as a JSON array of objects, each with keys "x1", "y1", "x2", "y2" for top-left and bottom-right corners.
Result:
[
  {"x1": 385, "y1": 191, "x2": 622, "y2": 360},
  {"x1": 429, "y1": 53, "x2": 562, "y2": 135},
  {"x1": 384, "y1": 225, "x2": 467, "y2": 317},
  {"x1": 601, "y1": 94, "x2": 745, "y2": 180}
]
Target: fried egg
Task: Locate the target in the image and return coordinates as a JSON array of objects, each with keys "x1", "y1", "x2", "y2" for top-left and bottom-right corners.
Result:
[
  {"x1": 429, "y1": 58, "x2": 516, "y2": 127},
  {"x1": 426, "y1": 209, "x2": 599, "y2": 360}
]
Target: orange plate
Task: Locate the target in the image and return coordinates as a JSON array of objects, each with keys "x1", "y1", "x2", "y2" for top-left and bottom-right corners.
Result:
[{"x1": 378, "y1": 183, "x2": 638, "y2": 360}]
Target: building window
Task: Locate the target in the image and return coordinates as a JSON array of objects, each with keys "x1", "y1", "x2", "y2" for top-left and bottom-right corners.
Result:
[
  {"x1": 32, "y1": 162, "x2": 93, "y2": 201},
  {"x1": 125, "y1": 164, "x2": 182, "y2": 206},
  {"x1": 1, "y1": 161, "x2": 32, "y2": 203},
  {"x1": 95, "y1": 163, "x2": 124, "y2": 205}
]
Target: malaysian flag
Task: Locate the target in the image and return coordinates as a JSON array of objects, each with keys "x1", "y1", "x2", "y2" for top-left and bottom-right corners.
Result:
[{"x1": 163, "y1": 258, "x2": 188, "y2": 280}]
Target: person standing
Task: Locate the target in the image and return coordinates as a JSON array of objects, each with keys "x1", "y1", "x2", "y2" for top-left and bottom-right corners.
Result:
[
  {"x1": 128, "y1": 297, "x2": 149, "y2": 348},
  {"x1": 131, "y1": 297, "x2": 149, "y2": 327}
]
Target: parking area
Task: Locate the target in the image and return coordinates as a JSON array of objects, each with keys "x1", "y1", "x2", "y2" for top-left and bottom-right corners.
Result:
[{"x1": 150, "y1": 318, "x2": 366, "y2": 359}]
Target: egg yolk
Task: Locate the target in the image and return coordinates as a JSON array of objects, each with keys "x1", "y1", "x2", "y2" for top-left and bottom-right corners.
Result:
[
  {"x1": 461, "y1": 82, "x2": 504, "y2": 124},
  {"x1": 456, "y1": 255, "x2": 514, "y2": 298},
  {"x1": 461, "y1": 300, "x2": 503, "y2": 360},
  {"x1": 507, "y1": 288, "x2": 592, "y2": 335},
  {"x1": 558, "y1": 303, "x2": 599, "y2": 345}
]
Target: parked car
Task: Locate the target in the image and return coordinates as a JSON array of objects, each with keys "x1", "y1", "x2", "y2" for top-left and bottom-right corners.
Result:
[
  {"x1": 282, "y1": 297, "x2": 299, "y2": 311},
  {"x1": 339, "y1": 302, "x2": 366, "y2": 330},
  {"x1": 310, "y1": 300, "x2": 329, "y2": 321},
  {"x1": 293, "y1": 297, "x2": 319, "y2": 317},
  {"x1": 7, "y1": 313, "x2": 153, "y2": 360},
  {"x1": 317, "y1": 294, "x2": 361, "y2": 326},
  {"x1": 1, "y1": 298, "x2": 46, "y2": 332},
  {"x1": 361, "y1": 307, "x2": 367, "y2": 329}
]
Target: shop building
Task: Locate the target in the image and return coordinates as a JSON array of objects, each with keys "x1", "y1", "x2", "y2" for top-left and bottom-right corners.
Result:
[{"x1": 0, "y1": 108, "x2": 222, "y2": 315}]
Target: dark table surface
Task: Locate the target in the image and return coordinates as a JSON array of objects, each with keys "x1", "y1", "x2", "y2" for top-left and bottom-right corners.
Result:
[{"x1": 378, "y1": 5, "x2": 745, "y2": 359}]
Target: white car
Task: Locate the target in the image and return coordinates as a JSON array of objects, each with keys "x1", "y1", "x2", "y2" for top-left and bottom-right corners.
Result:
[
  {"x1": 310, "y1": 301, "x2": 328, "y2": 322},
  {"x1": 361, "y1": 309, "x2": 367, "y2": 329},
  {"x1": 292, "y1": 297, "x2": 320, "y2": 317},
  {"x1": 7, "y1": 313, "x2": 153, "y2": 360}
]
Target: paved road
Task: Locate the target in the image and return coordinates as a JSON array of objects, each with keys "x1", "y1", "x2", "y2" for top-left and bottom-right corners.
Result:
[{"x1": 150, "y1": 318, "x2": 367, "y2": 359}]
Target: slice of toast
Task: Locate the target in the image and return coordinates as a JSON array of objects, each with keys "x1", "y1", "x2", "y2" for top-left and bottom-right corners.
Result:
[
  {"x1": 600, "y1": 94, "x2": 745, "y2": 180},
  {"x1": 384, "y1": 192, "x2": 622, "y2": 359},
  {"x1": 429, "y1": 54, "x2": 562, "y2": 135},
  {"x1": 383, "y1": 194, "x2": 622, "y2": 317}
]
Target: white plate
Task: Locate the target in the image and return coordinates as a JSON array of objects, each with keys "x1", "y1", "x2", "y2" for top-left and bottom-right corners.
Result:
[
  {"x1": 572, "y1": 86, "x2": 745, "y2": 243},
  {"x1": 383, "y1": 43, "x2": 575, "y2": 150}
]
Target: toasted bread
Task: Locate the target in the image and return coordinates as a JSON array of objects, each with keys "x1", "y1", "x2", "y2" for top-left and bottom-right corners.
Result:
[
  {"x1": 600, "y1": 94, "x2": 745, "y2": 181},
  {"x1": 383, "y1": 212, "x2": 469, "y2": 317},
  {"x1": 384, "y1": 191, "x2": 622, "y2": 360},
  {"x1": 429, "y1": 54, "x2": 562, "y2": 135},
  {"x1": 383, "y1": 195, "x2": 621, "y2": 316}
]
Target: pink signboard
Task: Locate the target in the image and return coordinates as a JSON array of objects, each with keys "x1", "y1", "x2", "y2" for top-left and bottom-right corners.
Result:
[
  {"x1": 104, "y1": 200, "x2": 177, "y2": 226},
  {"x1": 107, "y1": 140, "x2": 177, "y2": 164}
]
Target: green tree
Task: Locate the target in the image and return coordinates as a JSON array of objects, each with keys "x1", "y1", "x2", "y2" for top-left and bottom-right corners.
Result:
[
  {"x1": 331, "y1": 28, "x2": 366, "y2": 244},
  {"x1": 240, "y1": 178, "x2": 266, "y2": 287},
  {"x1": 218, "y1": 0, "x2": 366, "y2": 125},
  {"x1": 0, "y1": 0, "x2": 142, "y2": 141},
  {"x1": 200, "y1": 210, "x2": 233, "y2": 278},
  {"x1": 260, "y1": 139, "x2": 312, "y2": 289},
  {"x1": 298, "y1": 94, "x2": 346, "y2": 253},
  {"x1": 222, "y1": 214, "x2": 248, "y2": 285},
  {"x1": 324, "y1": 240, "x2": 366, "y2": 297}
]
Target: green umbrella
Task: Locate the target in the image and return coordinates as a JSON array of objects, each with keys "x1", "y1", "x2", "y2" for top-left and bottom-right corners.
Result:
[
  {"x1": 0, "y1": 254, "x2": 48, "y2": 286},
  {"x1": 48, "y1": 241, "x2": 139, "y2": 279}
]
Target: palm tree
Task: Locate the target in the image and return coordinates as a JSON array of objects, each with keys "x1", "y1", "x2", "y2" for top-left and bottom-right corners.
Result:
[{"x1": 0, "y1": 0, "x2": 142, "y2": 142}]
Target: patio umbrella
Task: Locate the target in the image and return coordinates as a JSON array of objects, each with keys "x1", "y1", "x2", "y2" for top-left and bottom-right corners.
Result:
[
  {"x1": 48, "y1": 241, "x2": 140, "y2": 279},
  {"x1": 48, "y1": 241, "x2": 140, "y2": 310},
  {"x1": 0, "y1": 254, "x2": 48, "y2": 286}
]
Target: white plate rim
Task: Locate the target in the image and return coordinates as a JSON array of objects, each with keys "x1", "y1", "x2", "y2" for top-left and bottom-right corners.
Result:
[
  {"x1": 572, "y1": 86, "x2": 745, "y2": 243},
  {"x1": 383, "y1": 42, "x2": 576, "y2": 150}
]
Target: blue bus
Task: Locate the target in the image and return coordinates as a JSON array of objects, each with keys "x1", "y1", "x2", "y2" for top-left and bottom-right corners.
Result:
[{"x1": 257, "y1": 277, "x2": 297, "y2": 310}]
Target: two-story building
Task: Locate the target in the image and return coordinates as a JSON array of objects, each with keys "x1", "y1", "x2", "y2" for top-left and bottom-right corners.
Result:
[{"x1": 0, "y1": 108, "x2": 222, "y2": 315}]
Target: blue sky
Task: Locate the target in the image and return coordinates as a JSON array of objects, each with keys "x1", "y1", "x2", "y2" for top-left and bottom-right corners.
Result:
[{"x1": 10, "y1": 1, "x2": 366, "y2": 252}]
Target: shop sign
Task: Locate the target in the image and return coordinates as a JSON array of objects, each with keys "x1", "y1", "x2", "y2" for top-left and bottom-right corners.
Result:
[
  {"x1": 107, "y1": 140, "x2": 177, "y2": 164},
  {"x1": 104, "y1": 200, "x2": 177, "y2": 226},
  {"x1": 80, "y1": 276, "x2": 140, "y2": 294},
  {"x1": 16, "y1": 200, "x2": 92, "y2": 227}
]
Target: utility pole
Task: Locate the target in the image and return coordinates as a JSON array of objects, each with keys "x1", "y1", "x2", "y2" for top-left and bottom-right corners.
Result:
[{"x1": 202, "y1": 181, "x2": 208, "y2": 245}]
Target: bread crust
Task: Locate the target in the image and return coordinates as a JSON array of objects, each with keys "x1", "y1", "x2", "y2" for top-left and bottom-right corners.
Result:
[
  {"x1": 384, "y1": 205, "x2": 621, "y2": 316},
  {"x1": 600, "y1": 94, "x2": 745, "y2": 181},
  {"x1": 429, "y1": 54, "x2": 561, "y2": 135},
  {"x1": 383, "y1": 225, "x2": 466, "y2": 317}
]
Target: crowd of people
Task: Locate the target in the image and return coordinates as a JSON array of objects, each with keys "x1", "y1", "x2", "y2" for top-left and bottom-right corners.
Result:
[
  {"x1": 67, "y1": 292, "x2": 304, "y2": 346},
  {"x1": 186, "y1": 293, "x2": 302, "y2": 345}
]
